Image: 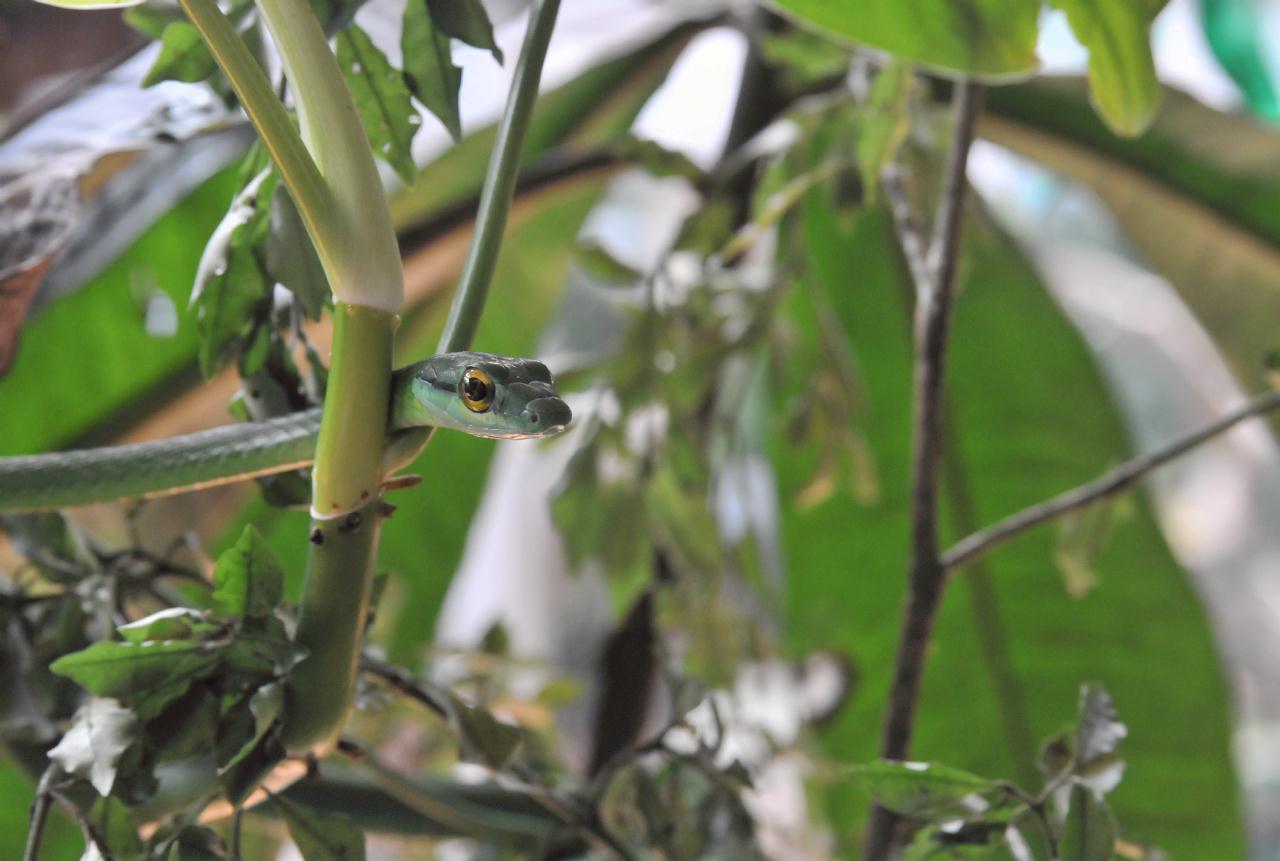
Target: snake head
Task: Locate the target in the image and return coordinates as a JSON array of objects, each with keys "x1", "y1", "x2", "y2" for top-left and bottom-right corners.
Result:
[{"x1": 392, "y1": 352, "x2": 572, "y2": 439}]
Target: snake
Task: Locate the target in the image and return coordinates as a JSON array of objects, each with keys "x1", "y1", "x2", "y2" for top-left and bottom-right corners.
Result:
[{"x1": 0, "y1": 352, "x2": 571, "y2": 513}]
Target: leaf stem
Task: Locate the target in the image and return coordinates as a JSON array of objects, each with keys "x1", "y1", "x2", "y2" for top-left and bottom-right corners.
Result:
[
  {"x1": 941, "y1": 388, "x2": 1280, "y2": 571},
  {"x1": 864, "y1": 79, "x2": 983, "y2": 861},
  {"x1": 255, "y1": 0, "x2": 403, "y2": 311},
  {"x1": 437, "y1": 0, "x2": 564, "y2": 354}
]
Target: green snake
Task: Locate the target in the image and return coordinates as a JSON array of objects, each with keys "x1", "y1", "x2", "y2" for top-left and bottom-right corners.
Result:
[{"x1": 0, "y1": 353, "x2": 571, "y2": 513}]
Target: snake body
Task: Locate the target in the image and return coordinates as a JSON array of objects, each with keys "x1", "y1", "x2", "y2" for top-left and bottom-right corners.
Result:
[{"x1": 0, "y1": 352, "x2": 570, "y2": 512}]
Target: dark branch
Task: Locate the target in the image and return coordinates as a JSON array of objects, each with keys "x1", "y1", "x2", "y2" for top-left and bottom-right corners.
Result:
[
  {"x1": 864, "y1": 79, "x2": 984, "y2": 861},
  {"x1": 942, "y1": 388, "x2": 1280, "y2": 572}
]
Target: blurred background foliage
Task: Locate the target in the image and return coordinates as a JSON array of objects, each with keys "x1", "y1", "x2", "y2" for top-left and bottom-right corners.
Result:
[{"x1": 2, "y1": 0, "x2": 1280, "y2": 858}]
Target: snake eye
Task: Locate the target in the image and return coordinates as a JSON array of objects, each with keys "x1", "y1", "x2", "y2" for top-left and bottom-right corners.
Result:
[{"x1": 460, "y1": 368, "x2": 494, "y2": 413}]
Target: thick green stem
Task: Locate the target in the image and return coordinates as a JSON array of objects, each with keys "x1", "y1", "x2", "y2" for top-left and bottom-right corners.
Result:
[
  {"x1": 282, "y1": 303, "x2": 394, "y2": 754},
  {"x1": 255, "y1": 0, "x2": 403, "y2": 312},
  {"x1": 437, "y1": 0, "x2": 563, "y2": 354}
]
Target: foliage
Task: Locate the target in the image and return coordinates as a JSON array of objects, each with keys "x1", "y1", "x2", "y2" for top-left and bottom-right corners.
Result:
[{"x1": 2, "y1": 0, "x2": 1275, "y2": 859}]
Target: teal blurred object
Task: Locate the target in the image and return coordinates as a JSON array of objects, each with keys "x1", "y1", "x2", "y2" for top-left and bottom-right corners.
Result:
[{"x1": 1200, "y1": 0, "x2": 1280, "y2": 119}]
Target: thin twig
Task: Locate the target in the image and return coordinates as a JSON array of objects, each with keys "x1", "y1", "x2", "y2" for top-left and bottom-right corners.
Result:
[
  {"x1": 358, "y1": 656, "x2": 448, "y2": 719},
  {"x1": 22, "y1": 766, "x2": 57, "y2": 861},
  {"x1": 864, "y1": 79, "x2": 983, "y2": 861},
  {"x1": 942, "y1": 388, "x2": 1280, "y2": 572}
]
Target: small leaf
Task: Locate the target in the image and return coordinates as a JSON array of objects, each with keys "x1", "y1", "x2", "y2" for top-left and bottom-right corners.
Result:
[
  {"x1": 1060, "y1": 784, "x2": 1118, "y2": 861},
  {"x1": 337, "y1": 27, "x2": 419, "y2": 185},
  {"x1": 447, "y1": 693, "x2": 522, "y2": 768},
  {"x1": 273, "y1": 794, "x2": 367, "y2": 860},
  {"x1": 118, "y1": 608, "x2": 219, "y2": 644},
  {"x1": 212, "y1": 525, "x2": 285, "y2": 622},
  {"x1": 50, "y1": 640, "x2": 220, "y2": 708},
  {"x1": 266, "y1": 187, "x2": 328, "y2": 320},
  {"x1": 431, "y1": 0, "x2": 503, "y2": 63},
  {"x1": 48, "y1": 698, "x2": 137, "y2": 795},
  {"x1": 1048, "y1": 0, "x2": 1162, "y2": 135},
  {"x1": 856, "y1": 61, "x2": 914, "y2": 201},
  {"x1": 844, "y1": 760, "x2": 995, "y2": 816},
  {"x1": 90, "y1": 795, "x2": 147, "y2": 859},
  {"x1": 143, "y1": 22, "x2": 218, "y2": 87},
  {"x1": 192, "y1": 170, "x2": 274, "y2": 378},
  {"x1": 402, "y1": 0, "x2": 463, "y2": 140}
]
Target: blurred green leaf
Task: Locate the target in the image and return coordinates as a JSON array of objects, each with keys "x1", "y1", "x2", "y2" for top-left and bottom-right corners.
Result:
[
  {"x1": 192, "y1": 170, "x2": 274, "y2": 378},
  {"x1": 783, "y1": 199, "x2": 1242, "y2": 856},
  {"x1": 402, "y1": 0, "x2": 463, "y2": 140},
  {"x1": 766, "y1": 0, "x2": 1039, "y2": 77},
  {"x1": 267, "y1": 187, "x2": 329, "y2": 320},
  {"x1": 1048, "y1": 0, "x2": 1163, "y2": 135},
  {"x1": 430, "y1": 0, "x2": 503, "y2": 64},
  {"x1": 118, "y1": 608, "x2": 220, "y2": 644},
  {"x1": 983, "y1": 78, "x2": 1280, "y2": 396},
  {"x1": 337, "y1": 26, "x2": 420, "y2": 185},
  {"x1": 857, "y1": 62, "x2": 914, "y2": 201},
  {"x1": 844, "y1": 761, "x2": 995, "y2": 816},
  {"x1": 143, "y1": 23, "x2": 219, "y2": 87},
  {"x1": 212, "y1": 525, "x2": 285, "y2": 622},
  {"x1": 273, "y1": 793, "x2": 367, "y2": 860},
  {"x1": 1201, "y1": 0, "x2": 1280, "y2": 120}
]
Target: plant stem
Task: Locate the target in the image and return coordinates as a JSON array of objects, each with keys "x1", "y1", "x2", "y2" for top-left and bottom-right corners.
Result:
[
  {"x1": 22, "y1": 766, "x2": 56, "y2": 861},
  {"x1": 282, "y1": 306, "x2": 395, "y2": 755},
  {"x1": 941, "y1": 387, "x2": 1280, "y2": 572},
  {"x1": 255, "y1": 0, "x2": 403, "y2": 312},
  {"x1": 863, "y1": 79, "x2": 983, "y2": 861},
  {"x1": 437, "y1": 0, "x2": 563, "y2": 354}
]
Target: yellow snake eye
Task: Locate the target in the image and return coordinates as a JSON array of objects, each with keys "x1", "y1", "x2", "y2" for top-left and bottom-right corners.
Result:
[{"x1": 460, "y1": 368, "x2": 494, "y2": 413}]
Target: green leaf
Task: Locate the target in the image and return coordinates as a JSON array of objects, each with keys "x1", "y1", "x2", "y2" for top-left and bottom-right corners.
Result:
[
  {"x1": 273, "y1": 794, "x2": 367, "y2": 860},
  {"x1": 337, "y1": 27, "x2": 420, "y2": 185},
  {"x1": 856, "y1": 61, "x2": 914, "y2": 201},
  {"x1": 267, "y1": 187, "x2": 329, "y2": 320},
  {"x1": 446, "y1": 693, "x2": 523, "y2": 768},
  {"x1": 402, "y1": 0, "x2": 463, "y2": 140},
  {"x1": 47, "y1": 697, "x2": 137, "y2": 795},
  {"x1": 982, "y1": 78, "x2": 1280, "y2": 399},
  {"x1": 1060, "y1": 784, "x2": 1118, "y2": 861},
  {"x1": 143, "y1": 22, "x2": 219, "y2": 87},
  {"x1": 844, "y1": 761, "x2": 995, "y2": 816},
  {"x1": 785, "y1": 201, "x2": 1244, "y2": 856},
  {"x1": 430, "y1": 0, "x2": 503, "y2": 63},
  {"x1": 50, "y1": 640, "x2": 220, "y2": 707},
  {"x1": 212, "y1": 525, "x2": 285, "y2": 622},
  {"x1": 91, "y1": 795, "x2": 148, "y2": 859},
  {"x1": 192, "y1": 170, "x2": 274, "y2": 378},
  {"x1": 766, "y1": 0, "x2": 1039, "y2": 78},
  {"x1": 118, "y1": 608, "x2": 220, "y2": 644},
  {"x1": 1047, "y1": 0, "x2": 1162, "y2": 135}
]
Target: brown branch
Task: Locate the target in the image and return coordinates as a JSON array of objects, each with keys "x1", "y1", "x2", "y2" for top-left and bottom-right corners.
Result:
[
  {"x1": 941, "y1": 388, "x2": 1280, "y2": 572},
  {"x1": 864, "y1": 79, "x2": 984, "y2": 861}
]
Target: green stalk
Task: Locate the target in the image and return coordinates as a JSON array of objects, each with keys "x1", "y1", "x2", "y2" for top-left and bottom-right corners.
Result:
[
  {"x1": 179, "y1": 0, "x2": 401, "y2": 312},
  {"x1": 255, "y1": 0, "x2": 403, "y2": 312},
  {"x1": 437, "y1": 0, "x2": 564, "y2": 353}
]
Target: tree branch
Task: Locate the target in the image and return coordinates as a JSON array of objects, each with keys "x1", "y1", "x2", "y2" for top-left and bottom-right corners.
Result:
[
  {"x1": 941, "y1": 388, "x2": 1280, "y2": 572},
  {"x1": 864, "y1": 79, "x2": 983, "y2": 861}
]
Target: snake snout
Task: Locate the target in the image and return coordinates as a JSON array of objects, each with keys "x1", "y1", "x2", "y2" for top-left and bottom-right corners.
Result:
[{"x1": 521, "y1": 395, "x2": 572, "y2": 436}]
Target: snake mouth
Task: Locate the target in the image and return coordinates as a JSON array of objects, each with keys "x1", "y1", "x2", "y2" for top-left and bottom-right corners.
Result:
[{"x1": 521, "y1": 396, "x2": 572, "y2": 436}]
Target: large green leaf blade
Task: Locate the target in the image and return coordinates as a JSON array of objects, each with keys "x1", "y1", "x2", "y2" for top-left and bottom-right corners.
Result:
[
  {"x1": 982, "y1": 77, "x2": 1280, "y2": 396},
  {"x1": 765, "y1": 0, "x2": 1040, "y2": 78},
  {"x1": 782, "y1": 199, "x2": 1243, "y2": 856}
]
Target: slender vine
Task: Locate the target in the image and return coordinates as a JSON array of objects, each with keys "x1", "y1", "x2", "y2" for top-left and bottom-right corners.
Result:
[{"x1": 864, "y1": 79, "x2": 984, "y2": 860}]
